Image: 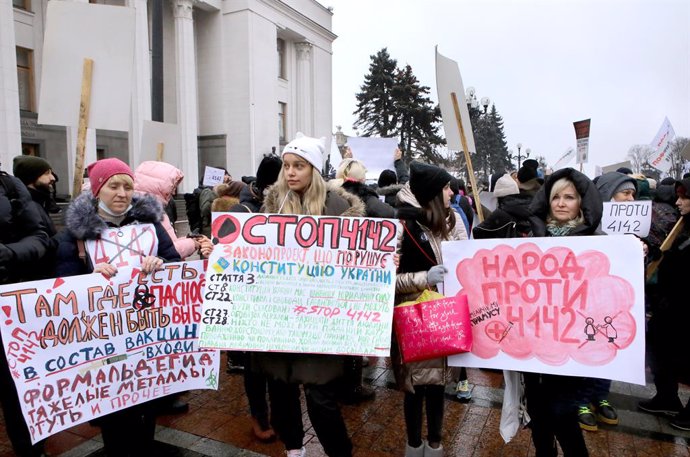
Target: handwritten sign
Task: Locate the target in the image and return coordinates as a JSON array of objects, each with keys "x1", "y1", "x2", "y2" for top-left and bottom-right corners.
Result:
[
  {"x1": 0, "y1": 261, "x2": 219, "y2": 443},
  {"x1": 86, "y1": 224, "x2": 158, "y2": 267},
  {"x1": 202, "y1": 166, "x2": 225, "y2": 187},
  {"x1": 442, "y1": 237, "x2": 645, "y2": 385},
  {"x1": 394, "y1": 291, "x2": 471, "y2": 363},
  {"x1": 601, "y1": 201, "x2": 652, "y2": 237},
  {"x1": 199, "y1": 213, "x2": 400, "y2": 356}
]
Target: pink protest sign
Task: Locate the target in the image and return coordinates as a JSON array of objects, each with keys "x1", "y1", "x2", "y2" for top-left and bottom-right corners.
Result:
[{"x1": 442, "y1": 236, "x2": 646, "y2": 385}]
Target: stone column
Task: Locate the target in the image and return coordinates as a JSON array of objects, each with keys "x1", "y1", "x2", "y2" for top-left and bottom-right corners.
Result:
[
  {"x1": 295, "y1": 42, "x2": 313, "y2": 136},
  {"x1": 0, "y1": 0, "x2": 22, "y2": 170},
  {"x1": 172, "y1": 0, "x2": 199, "y2": 192},
  {"x1": 127, "y1": 0, "x2": 152, "y2": 167},
  {"x1": 65, "y1": 0, "x2": 96, "y2": 193}
]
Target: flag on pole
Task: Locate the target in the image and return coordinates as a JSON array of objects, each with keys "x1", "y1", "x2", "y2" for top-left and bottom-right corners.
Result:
[{"x1": 648, "y1": 117, "x2": 675, "y2": 173}]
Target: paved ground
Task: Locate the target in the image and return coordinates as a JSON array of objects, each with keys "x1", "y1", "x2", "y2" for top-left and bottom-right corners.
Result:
[{"x1": 0, "y1": 354, "x2": 688, "y2": 457}]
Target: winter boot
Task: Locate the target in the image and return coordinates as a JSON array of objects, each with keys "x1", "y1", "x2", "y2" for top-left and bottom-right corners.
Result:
[
  {"x1": 404, "y1": 442, "x2": 424, "y2": 457},
  {"x1": 424, "y1": 441, "x2": 444, "y2": 457}
]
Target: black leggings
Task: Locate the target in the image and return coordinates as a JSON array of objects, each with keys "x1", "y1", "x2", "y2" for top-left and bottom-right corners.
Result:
[
  {"x1": 524, "y1": 373, "x2": 588, "y2": 457},
  {"x1": 268, "y1": 379, "x2": 352, "y2": 457},
  {"x1": 403, "y1": 384, "x2": 445, "y2": 447}
]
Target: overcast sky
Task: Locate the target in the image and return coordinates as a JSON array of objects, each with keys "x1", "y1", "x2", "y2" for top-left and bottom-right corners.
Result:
[{"x1": 324, "y1": 0, "x2": 689, "y2": 174}]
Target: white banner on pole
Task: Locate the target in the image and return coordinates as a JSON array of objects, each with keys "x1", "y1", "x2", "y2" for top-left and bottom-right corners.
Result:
[
  {"x1": 648, "y1": 117, "x2": 676, "y2": 173},
  {"x1": 553, "y1": 147, "x2": 576, "y2": 170},
  {"x1": 435, "y1": 49, "x2": 476, "y2": 154}
]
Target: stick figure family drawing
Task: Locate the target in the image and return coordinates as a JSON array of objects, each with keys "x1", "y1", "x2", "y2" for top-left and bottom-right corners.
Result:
[{"x1": 584, "y1": 316, "x2": 617, "y2": 342}]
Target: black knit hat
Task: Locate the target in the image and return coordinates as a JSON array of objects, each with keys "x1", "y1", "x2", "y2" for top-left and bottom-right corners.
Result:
[
  {"x1": 409, "y1": 161, "x2": 453, "y2": 206},
  {"x1": 13, "y1": 155, "x2": 52, "y2": 185},
  {"x1": 256, "y1": 156, "x2": 282, "y2": 191},
  {"x1": 378, "y1": 169, "x2": 397, "y2": 188},
  {"x1": 517, "y1": 159, "x2": 540, "y2": 183}
]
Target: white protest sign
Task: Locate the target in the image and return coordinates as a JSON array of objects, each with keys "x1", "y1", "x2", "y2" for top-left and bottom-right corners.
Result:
[
  {"x1": 442, "y1": 236, "x2": 646, "y2": 385},
  {"x1": 203, "y1": 166, "x2": 225, "y2": 187},
  {"x1": 478, "y1": 191, "x2": 497, "y2": 213},
  {"x1": 435, "y1": 49, "x2": 476, "y2": 154},
  {"x1": 85, "y1": 224, "x2": 159, "y2": 268},
  {"x1": 601, "y1": 201, "x2": 652, "y2": 237},
  {"x1": 648, "y1": 117, "x2": 676, "y2": 173},
  {"x1": 38, "y1": 2, "x2": 135, "y2": 131},
  {"x1": 554, "y1": 147, "x2": 576, "y2": 170},
  {"x1": 138, "y1": 121, "x2": 181, "y2": 167},
  {"x1": 345, "y1": 137, "x2": 397, "y2": 181},
  {"x1": 573, "y1": 119, "x2": 591, "y2": 165},
  {"x1": 0, "y1": 261, "x2": 219, "y2": 443},
  {"x1": 602, "y1": 160, "x2": 633, "y2": 175},
  {"x1": 199, "y1": 213, "x2": 401, "y2": 356}
]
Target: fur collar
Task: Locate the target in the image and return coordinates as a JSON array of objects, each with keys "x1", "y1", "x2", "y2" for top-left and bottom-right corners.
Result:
[
  {"x1": 65, "y1": 191, "x2": 163, "y2": 240},
  {"x1": 377, "y1": 183, "x2": 404, "y2": 196},
  {"x1": 263, "y1": 183, "x2": 365, "y2": 217}
]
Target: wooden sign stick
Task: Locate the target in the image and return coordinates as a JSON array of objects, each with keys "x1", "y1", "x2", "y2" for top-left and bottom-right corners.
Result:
[
  {"x1": 156, "y1": 142, "x2": 164, "y2": 162},
  {"x1": 451, "y1": 92, "x2": 484, "y2": 222},
  {"x1": 645, "y1": 218, "x2": 685, "y2": 281},
  {"x1": 72, "y1": 58, "x2": 94, "y2": 197}
]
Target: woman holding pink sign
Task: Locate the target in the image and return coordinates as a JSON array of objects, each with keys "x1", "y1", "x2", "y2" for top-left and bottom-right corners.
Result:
[
  {"x1": 526, "y1": 167, "x2": 604, "y2": 457},
  {"x1": 394, "y1": 161, "x2": 468, "y2": 457}
]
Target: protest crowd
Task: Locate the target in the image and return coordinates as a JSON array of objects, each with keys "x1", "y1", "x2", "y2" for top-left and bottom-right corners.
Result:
[{"x1": 1, "y1": 131, "x2": 689, "y2": 457}]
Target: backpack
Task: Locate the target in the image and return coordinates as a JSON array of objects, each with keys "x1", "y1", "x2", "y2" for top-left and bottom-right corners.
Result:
[{"x1": 184, "y1": 188, "x2": 202, "y2": 234}]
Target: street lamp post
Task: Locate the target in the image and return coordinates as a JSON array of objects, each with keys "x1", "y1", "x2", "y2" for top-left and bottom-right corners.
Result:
[{"x1": 513, "y1": 143, "x2": 531, "y2": 168}]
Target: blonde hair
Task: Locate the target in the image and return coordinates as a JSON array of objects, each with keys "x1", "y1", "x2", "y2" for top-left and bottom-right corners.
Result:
[
  {"x1": 104, "y1": 174, "x2": 134, "y2": 190},
  {"x1": 274, "y1": 167, "x2": 327, "y2": 215},
  {"x1": 547, "y1": 177, "x2": 584, "y2": 226},
  {"x1": 336, "y1": 158, "x2": 367, "y2": 182}
]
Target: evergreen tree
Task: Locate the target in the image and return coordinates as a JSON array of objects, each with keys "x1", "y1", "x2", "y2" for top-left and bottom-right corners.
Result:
[
  {"x1": 486, "y1": 105, "x2": 511, "y2": 172},
  {"x1": 469, "y1": 103, "x2": 510, "y2": 178},
  {"x1": 353, "y1": 49, "x2": 398, "y2": 137},
  {"x1": 391, "y1": 64, "x2": 444, "y2": 162}
]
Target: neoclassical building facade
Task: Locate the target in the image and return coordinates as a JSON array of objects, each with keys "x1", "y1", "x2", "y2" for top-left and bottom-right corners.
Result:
[{"x1": 1, "y1": 0, "x2": 335, "y2": 194}]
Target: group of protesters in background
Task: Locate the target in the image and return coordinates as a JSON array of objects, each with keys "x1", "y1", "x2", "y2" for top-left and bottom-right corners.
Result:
[{"x1": 1, "y1": 132, "x2": 690, "y2": 457}]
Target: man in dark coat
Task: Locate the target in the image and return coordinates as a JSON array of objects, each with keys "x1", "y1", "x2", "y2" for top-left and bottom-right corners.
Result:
[
  {"x1": 13, "y1": 155, "x2": 60, "y2": 279},
  {"x1": 0, "y1": 164, "x2": 49, "y2": 456}
]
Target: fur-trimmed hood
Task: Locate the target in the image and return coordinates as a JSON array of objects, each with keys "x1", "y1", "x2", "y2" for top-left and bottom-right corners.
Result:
[
  {"x1": 211, "y1": 195, "x2": 240, "y2": 213},
  {"x1": 377, "y1": 183, "x2": 404, "y2": 197},
  {"x1": 263, "y1": 183, "x2": 365, "y2": 217},
  {"x1": 65, "y1": 191, "x2": 164, "y2": 240}
]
